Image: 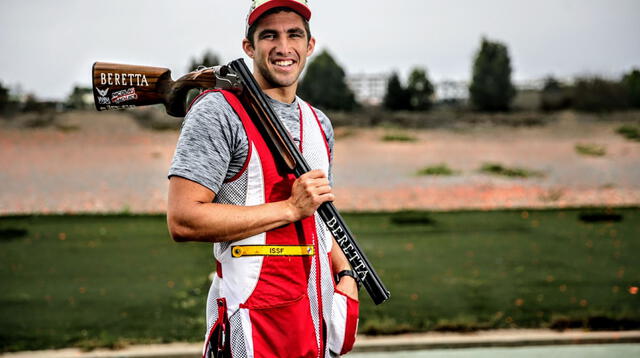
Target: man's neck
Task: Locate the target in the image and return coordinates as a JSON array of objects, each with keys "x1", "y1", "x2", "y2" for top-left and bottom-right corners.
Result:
[{"x1": 263, "y1": 86, "x2": 297, "y2": 104}]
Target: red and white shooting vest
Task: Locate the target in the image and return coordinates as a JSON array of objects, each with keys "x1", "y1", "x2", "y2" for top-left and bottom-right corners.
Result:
[{"x1": 201, "y1": 90, "x2": 358, "y2": 358}]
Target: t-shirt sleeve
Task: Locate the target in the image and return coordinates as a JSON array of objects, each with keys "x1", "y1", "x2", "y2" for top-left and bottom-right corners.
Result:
[
  {"x1": 312, "y1": 108, "x2": 335, "y2": 186},
  {"x1": 168, "y1": 92, "x2": 248, "y2": 194}
]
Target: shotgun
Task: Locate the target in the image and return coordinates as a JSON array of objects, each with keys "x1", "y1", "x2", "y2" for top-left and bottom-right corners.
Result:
[{"x1": 92, "y1": 59, "x2": 390, "y2": 305}]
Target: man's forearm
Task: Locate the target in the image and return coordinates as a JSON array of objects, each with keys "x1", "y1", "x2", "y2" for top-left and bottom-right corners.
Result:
[
  {"x1": 169, "y1": 200, "x2": 296, "y2": 243},
  {"x1": 331, "y1": 237, "x2": 352, "y2": 272},
  {"x1": 167, "y1": 171, "x2": 333, "y2": 243},
  {"x1": 331, "y1": 236, "x2": 359, "y2": 300}
]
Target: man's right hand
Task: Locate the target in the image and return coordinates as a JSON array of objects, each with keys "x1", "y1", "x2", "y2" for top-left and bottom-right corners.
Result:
[{"x1": 286, "y1": 169, "x2": 334, "y2": 222}]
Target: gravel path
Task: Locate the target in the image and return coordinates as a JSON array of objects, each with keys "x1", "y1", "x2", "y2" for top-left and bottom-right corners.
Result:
[{"x1": 1, "y1": 111, "x2": 638, "y2": 214}]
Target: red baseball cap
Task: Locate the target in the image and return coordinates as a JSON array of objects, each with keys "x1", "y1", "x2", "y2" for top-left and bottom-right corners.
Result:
[{"x1": 247, "y1": 0, "x2": 312, "y2": 26}]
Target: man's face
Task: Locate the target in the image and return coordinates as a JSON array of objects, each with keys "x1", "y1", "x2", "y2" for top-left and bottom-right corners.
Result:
[{"x1": 243, "y1": 11, "x2": 315, "y2": 89}]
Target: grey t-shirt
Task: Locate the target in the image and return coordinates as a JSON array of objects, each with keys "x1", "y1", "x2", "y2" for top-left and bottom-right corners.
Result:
[{"x1": 168, "y1": 91, "x2": 334, "y2": 194}]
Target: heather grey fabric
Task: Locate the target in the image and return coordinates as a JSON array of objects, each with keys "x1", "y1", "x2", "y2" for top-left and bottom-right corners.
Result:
[{"x1": 168, "y1": 91, "x2": 334, "y2": 194}]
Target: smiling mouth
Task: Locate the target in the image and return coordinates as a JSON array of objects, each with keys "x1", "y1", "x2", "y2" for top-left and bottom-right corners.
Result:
[{"x1": 272, "y1": 59, "x2": 295, "y2": 69}]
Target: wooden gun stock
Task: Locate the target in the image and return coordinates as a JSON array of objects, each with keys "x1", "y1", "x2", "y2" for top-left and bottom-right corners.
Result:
[{"x1": 92, "y1": 62, "x2": 220, "y2": 117}]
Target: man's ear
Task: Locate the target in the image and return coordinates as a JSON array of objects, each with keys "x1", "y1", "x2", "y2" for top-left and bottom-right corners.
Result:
[
  {"x1": 242, "y1": 38, "x2": 255, "y2": 58},
  {"x1": 306, "y1": 37, "x2": 316, "y2": 57}
]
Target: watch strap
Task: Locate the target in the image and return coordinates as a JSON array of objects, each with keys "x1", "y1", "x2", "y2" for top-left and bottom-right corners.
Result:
[{"x1": 335, "y1": 269, "x2": 361, "y2": 289}]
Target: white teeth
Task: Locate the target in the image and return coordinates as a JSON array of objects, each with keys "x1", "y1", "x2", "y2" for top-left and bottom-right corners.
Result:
[{"x1": 274, "y1": 60, "x2": 293, "y2": 66}]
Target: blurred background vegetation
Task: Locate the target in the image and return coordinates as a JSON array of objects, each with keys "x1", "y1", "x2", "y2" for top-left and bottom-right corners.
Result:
[{"x1": 2, "y1": 37, "x2": 639, "y2": 127}]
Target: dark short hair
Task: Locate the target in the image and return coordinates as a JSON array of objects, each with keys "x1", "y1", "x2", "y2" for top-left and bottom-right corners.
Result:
[{"x1": 246, "y1": 7, "x2": 311, "y2": 48}]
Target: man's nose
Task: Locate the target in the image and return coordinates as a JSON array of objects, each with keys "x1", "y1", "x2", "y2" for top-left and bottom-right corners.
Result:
[{"x1": 274, "y1": 37, "x2": 292, "y2": 55}]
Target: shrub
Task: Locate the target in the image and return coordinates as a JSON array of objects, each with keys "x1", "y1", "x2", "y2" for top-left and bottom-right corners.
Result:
[
  {"x1": 540, "y1": 76, "x2": 572, "y2": 111},
  {"x1": 381, "y1": 131, "x2": 416, "y2": 142},
  {"x1": 572, "y1": 77, "x2": 629, "y2": 112},
  {"x1": 416, "y1": 164, "x2": 459, "y2": 176},
  {"x1": 66, "y1": 86, "x2": 93, "y2": 110},
  {"x1": 479, "y1": 162, "x2": 544, "y2": 178},
  {"x1": 616, "y1": 125, "x2": 640, "y2": 142},
  {"x1": 575, "y1": 143, "x2": 606, "y2": 157}
]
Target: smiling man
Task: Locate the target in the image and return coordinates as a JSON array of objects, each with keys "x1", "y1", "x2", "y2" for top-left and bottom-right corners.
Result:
[{"x1": 167, "y1": 1, "x2": 359, "y2": 357}]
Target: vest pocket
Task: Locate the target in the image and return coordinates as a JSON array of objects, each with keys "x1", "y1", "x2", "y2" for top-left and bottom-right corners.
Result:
[{"x1": 243, "y1": 293, "x2": 318, "y2": 358}]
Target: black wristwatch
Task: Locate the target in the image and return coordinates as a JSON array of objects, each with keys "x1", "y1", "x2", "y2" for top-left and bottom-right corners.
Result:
[{"x1": 335, "y1": 270, "x2": 361, "y2": 289}]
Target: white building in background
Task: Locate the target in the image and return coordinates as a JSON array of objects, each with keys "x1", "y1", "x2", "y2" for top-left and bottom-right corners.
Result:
[
  {"x1": 435, "y1": 80, "x2": 468, "y2": 102},
  {"x1": 516, "y1": 79, "x2": 546, "y2": 91},
  {"x1": 347, "y1": 73, "x2": 470, "y2": 105},
  {"x1": 346, "y1": 73, "x2": 546, "y2": 106},
  {"x1": 346, "y1": 73, "x2": 389, "y2": 106}
]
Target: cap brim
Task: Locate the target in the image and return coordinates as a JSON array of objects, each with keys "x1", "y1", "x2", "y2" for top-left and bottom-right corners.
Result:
[{"x1": 248, "y1": 0, "x2": 311, "y2": 26}]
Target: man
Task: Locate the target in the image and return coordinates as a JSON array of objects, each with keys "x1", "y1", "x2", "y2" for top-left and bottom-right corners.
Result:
[{"x1": 167, "y1": 1, "x2": 359, "y2": 357}]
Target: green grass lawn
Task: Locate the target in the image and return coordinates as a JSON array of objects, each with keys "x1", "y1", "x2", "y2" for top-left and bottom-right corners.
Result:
[{"x1": 1, "y1": 209, "x2": 639, "y2": 352}]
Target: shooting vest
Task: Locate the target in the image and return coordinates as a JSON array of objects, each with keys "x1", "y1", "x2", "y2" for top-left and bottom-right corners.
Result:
[{"x1": 198, "y1": 90, "x2": 358, "y2": 358}]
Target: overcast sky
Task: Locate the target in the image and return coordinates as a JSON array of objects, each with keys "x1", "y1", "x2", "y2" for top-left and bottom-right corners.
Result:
[{"x1": 1, "y1": 0, "x2": 638, "y2": 100}]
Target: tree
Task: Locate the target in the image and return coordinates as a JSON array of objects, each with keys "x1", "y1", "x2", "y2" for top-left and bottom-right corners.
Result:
[
  {"x1": 185, "y1": 50, "x2": 222, "y2": 105},
  {"x1": 383, "y1": 72, "x2": 410, "y2": 110},
  {"x1": 469, "y1": 37, "x2": 516, "y2": 111},
  {"x1": 298, "y1": 49, "x2": 357, "y2": 111},
  {"x1": 540, "y1": 76, "x2": 571, "y2": 111},
  {"x1": 622, "y1": 68, "x2": 640, "y2": 109},
  {"x1": 66, "y1": 85, "x2": 92, "y2": 110},
  {"x1": 0, "y1": 81, "x2": 8, "y2": 113},
  {"x1": 23, "y1": 93, "x2": 41, "y2": 113},
  {"x1": 407, "y1": 67, "x2": 434, "y2": 111},
  {"x1": 187, "y1": 50, "x2": 221, "y2": 71},
  {"x1": 0, "y1": 81, "x2": 22, "y2": 116}
]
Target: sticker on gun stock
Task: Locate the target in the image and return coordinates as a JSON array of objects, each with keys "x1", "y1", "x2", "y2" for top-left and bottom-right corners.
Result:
[
  {"x1": 96, "y1": 87, "x2": 111, "y2": 105},
  {"x1": 111, "y1": 87, "x2": 138, "y2": 104}
]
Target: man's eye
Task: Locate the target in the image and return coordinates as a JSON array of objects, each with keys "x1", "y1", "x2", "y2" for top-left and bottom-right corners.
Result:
[{"x1": 261, "y1": 34, "x2": 276, "y2": 40}]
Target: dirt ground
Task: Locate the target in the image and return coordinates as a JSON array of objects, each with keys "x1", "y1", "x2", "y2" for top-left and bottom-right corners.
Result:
[{"x1": 1, "y1": 110, "x2": 639, "y2": 214}]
